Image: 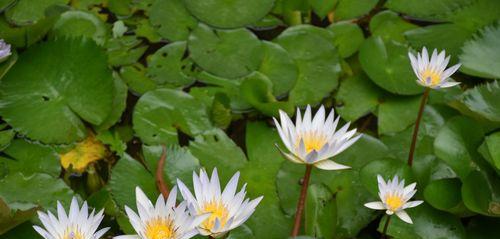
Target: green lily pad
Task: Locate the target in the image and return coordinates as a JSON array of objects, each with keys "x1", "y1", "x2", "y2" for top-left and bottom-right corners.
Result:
[
  {"x1": 460, "y1": 23, "x2": 500, "y2": 79},
  {"x1": 240, "y1": 122, "x2": 290, "y2": 238},
  {"x1": 370, "y1": 10, "x2": 418, "y2": 43},
  {"x1": 335, "y1": 73, "x2": 385, "y2": 121},
  {"x1": 304, "y1": 184, "x2": 336, "y2": 238},
  {"x1": 119, "y1": 64, "x2": 157, "y2": 95},
  {"x1": 334, "y1": 0, "x2": 378, "y2": 21},
  {"x1": 109, "y1": 154, "x2": 157, "y2": 211},
  {"x1": 142, "y1": 144, "x2": 200, "y2": 188},
  {"x1": 149, "y1": 0, "x2": 197, "y2": 42},
  {"x1": 107, "y1": 36, "x2": 148, "y2": 67},
  {"x1": 1, "y1": 222, "x2": 43, "y2": 238},
  {"x1": 0, "y1": 172, "x2": 74, "y2": 212},
  {"x1": 182, "y1": 0, "x2": 275, "y2": 28},
  {"x1": 309, "y1": 0, "x2": 336, "y2": 18},
  {"x1": 327, "y1": 21, "x2": 365, "y2": 58},
  {"x1": 423, "y1": 178, "x2": 463, "y2": 211},
  {"x1": 385, "y1": 0, "x2": 471, "y2": 21},
  {"x1": 360, "y1": 158, "x2": 414, "y2": 196},
  {"x1": 258, "y1": 41, "x2": 298, "y2": 97},
  {"x1": 189, "y1": 129, "x2": 247, "y2": 183},
  {"x1": 0, "y1": 0, "x2": 16, "y2": 12},
  {"x1": 0, "y1": 15, "x2": 59, "y2": 48},
  {"x1": 50, "y1": 10, "x2": 108, "y2": 46},
  {"x1": 95, "y1": 75, "x2": 128, "y2": 131},
  {"x1": 359, "y1": 36, "x2": 424, "y2": 95},
  {"x1": 381, "y1": 204, "x2": 466, "y2": 239},
  {"x1": 462, "y1": 170, "x2": 500, "y2": 217},
  {"x1": 405, "y1": 23, "x2": 474, "y2": 62},
  {"x1": 275, "y1": 25, "x2": 341, "y2": 105},
  {"x1": 240, "y1": 72, "x2": 293, "y2": 117},
  {"x1": 459, "y1": 81, "x2": 500, "y2": 123},
  {"x1": 378, "y1": 95, "x2": 421, "y2": 135},
  {"x1": 0, "y1": 38, "x2": 114, "y2": 144},
  {"x1": 480, "y1": 132, "x2": 500, "y2": 171},
  {"x1": 0, "y1": 139, "x2": 60, "y2": 179},
  {"x1": 188, "y1": 24, "x2": 264, "y2": 79},
  {"x1": 434, "y1": 116, "x2": 484, "y2": 180},
  {"x1": 132, "y1": 88, "x2": 213, "y2": 145},
  {"x1": 146, "y1": 41, "x2": 195, "y2": 88},
  {"x1": 4, "y1": 0, "x2": 69, "y2": 26}
]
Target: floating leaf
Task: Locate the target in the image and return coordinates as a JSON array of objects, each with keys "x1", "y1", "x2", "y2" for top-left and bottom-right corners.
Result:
[
  {"x1": 304, "y1": 184, "x2": 336, "y2": 238},
  {"x1": 370, "y1": 10, "x2": 418, "y2": 43},
  {"x1": 182, "y1": 0, "x2": 275, "y2": 28},
  {"x1": 0, "y1": 14, "x2": 58, "y2": 48},
  {"x1": 378, "y1": 95, "x2": 421, "y2": 135},
  {"x1": 189, "y1": 129, "x2": 247, "y2": 182},
  {"x1": 146, "y1": 41, "x2": 195, "y2": 88},
  {"x1": 0, "y1": 38, "x2": 114, "y2": 144},
  {"x1": 60, "y1": 133, "x2": 107, "y2": 173},
  {"x1": 359, "y1": 36, "x2": 424, "y2": 95},
  {"x1": 240, "y1": 72, "x2": 293, "y2": 117},
  {"x1": 107, "y1": 36, "x2": 148, "y2": 67},
  {"x1": 119, "y1": 64, "x2": 157, "y2": 95},
  {"x1": 0, "y1": 139, "x2": 60, "y2": 179},
  {"x1": 275, "y1": 25, "x2": 341, "y2": 105},
  {"x1": 4, "y1": 0, "x2": 68, "y2": 26},
  {"x1": 327, "y1": 21, "x2": 365, "y2": 58},
  {"x1": 149, "y1": 0, "x2": 197, "y2": 42},
  {"x1": 385, "y1": 0, "x2": 471, "y2": 21},
  {"x1": 423, "y1": 178, "x2": 464, "y2": 211},
  {"x1": 434, "y1": 116, "x2": 484, "y2": 180},
  {"x1": 459, "y1": 81, "x2": 500, "y2": 122},
  {"x1": 188, "y1": 24, "x2": 264, "y2": 79},
  {"x1": 335, "y1": 73, "x2": 384, "y2": 121},
  {"x1": 109, "y1": 154, "x2": 157, "y2": 210},
  {"x1": 462, "y1": 170, "x2": 500, "y2": 217},
  {"x1": 258, "y1": 41, "x2": 298, "y2": 97},
  {"x1": 133, "y1": 88, "x2": 213, "y2": 145},
  {"x1": 51, "y1": 10, "x2": 108, "y2": 46},
  {"x1": 381, "y1": 204, "x2": 466, "y2": 239},
  {"x1": 460, "y1": 23, "x2": 500, "y2": 79},
  {"x1": 334, "y1": 0, "x2": 378, "y2": 21},
  {"x1": 309, "y1": 0, "x2": 336, "y2": 18}
]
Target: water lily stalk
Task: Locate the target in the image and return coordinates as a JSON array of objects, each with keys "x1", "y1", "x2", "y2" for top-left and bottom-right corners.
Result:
[
  {"x1": 291, "y1": 164, "x2": 313, "y2": 237},
  {"x1": 155, "y1": 145, "x2": 169, "y2": 198},
  {"x1": 381, "y1": 215, "x2": 391, "y2": 239},
  {"x1": 407, "y1": 88, "x2": 430, "y2": 166}
]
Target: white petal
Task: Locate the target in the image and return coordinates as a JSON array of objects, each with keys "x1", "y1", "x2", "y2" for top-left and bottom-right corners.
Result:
[
  {"x1": 113, "y1": 235, "x2": 141, "y2": 239},
  {"x1": 313, "y1": 159, "x2": 350, "y2": 170},
  {"x1": 396, "y1": 210, "x2": 413, "y2": 224},
  {"x1": 364, "y1": 201, "x2": 386, "y2": 210},
  {"x1": 404, "y1": 200, "x2": 424, "y2": 209},
  {"x1": 441, "y1": 63, "x2": 461, "y2": 79},
  {"x1": 438, "y1": 81, "x2": 460, "y2": 88}
]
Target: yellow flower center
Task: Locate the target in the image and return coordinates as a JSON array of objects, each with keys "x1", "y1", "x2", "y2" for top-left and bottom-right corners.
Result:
[
  {"x1": 144, "y1": 217, "x2": 176, "y2": 239},
  {"x1": 385, "y1": 194, "x2": 404, "y2": 212},
  {"x1": 297, "y1": 132, "x2": 327, "y2": 153},
  {"x1": 420, "y1": 68, "x2": 442, "y2": 87},
  {"x1": 63, "y1": 228, "x2": 84, "y2": 239},
  {"x1": 200, "y1": 200, "x2": 229, "y2": 230}
]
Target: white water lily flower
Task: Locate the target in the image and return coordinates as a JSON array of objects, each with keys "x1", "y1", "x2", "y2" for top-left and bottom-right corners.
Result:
[
  {"x1": 33, "y1": 197, "x2": 109, "y2": 239},
  {"x1": 177, "y1": 168, "x2": 263, "y2": 238},
  {"x1": 114, "y1": 187, "x2": 208, "y2": 239},
  {"x1": 0, "y1": 39, "x2": 11, "y2": 62},
  {"x1": 273, "y1": 105, "x2": 362, "y2": 170},
  {"x1": 408, "y1": 47, "x2": 461, "y2": 89},
  {"x1": 364, "y1": 175, "x2": 424, "y2": 224}
]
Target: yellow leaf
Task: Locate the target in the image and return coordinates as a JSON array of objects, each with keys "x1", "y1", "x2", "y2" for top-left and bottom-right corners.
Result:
[{"x1": 60, "y1": 134, "x2": 107, "y2": 173}]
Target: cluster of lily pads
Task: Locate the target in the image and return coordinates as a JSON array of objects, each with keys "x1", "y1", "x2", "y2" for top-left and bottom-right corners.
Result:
[{"x1": 0, "y1": 0, "x2": 500, "y2": 238}]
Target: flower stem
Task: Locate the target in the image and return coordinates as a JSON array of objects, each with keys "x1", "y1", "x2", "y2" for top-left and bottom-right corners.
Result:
[
  {"x1": 156, "y1": 145, "x2": 169, "y2": 199},
  {"x1": 291, "y1": 164, "x2": 313, "y2": 237},
  {"x1": 381, "y1": 215, "x2": 392, "y2": 239},
  {"x1": 408, "y1": 88, "x2": 430, "y2": 167}
]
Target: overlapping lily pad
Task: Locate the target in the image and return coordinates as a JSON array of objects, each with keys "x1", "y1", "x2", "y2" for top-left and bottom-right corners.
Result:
[{"x1": 0, "y1": 38, "x2": 114, "y2": 144}]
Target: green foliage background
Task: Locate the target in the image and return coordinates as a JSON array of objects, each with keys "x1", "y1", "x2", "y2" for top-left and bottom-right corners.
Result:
[{"x1": 0, "y1": 0, "x2": 500, "y2": 238}]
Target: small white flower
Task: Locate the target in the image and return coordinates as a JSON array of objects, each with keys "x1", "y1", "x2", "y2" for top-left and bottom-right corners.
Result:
[
  {"x1": 364, "y1": 175, "x2": 424, "y2": 224},
  {"x1": 114, "y1": 187, "x2": 208, "y2": 239},
  {"x1": 177, "y1": 168, "x2": 263, "y2": 238},
  {"x1": 0, "y1": 39, "x2": 11, "y2": 63},
  {"x1": 33, "y1": 197, "x2": 109, "y2": 239},
  {"x1": 408, "y1": 47, "x2": 461, "y2": 89},
  {"x1": 273, "y1": 105, "x2": 361, "y2": 170}
]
